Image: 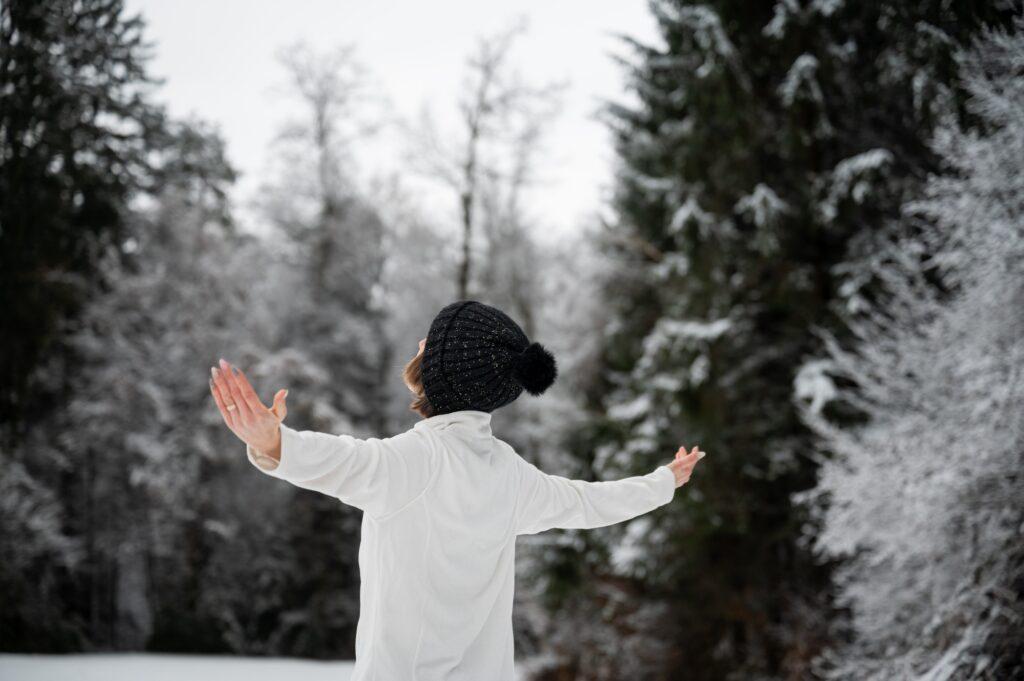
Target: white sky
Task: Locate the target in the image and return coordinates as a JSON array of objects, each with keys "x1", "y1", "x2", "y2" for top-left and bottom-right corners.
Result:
[{"x1": 125, "y1": 0, "x2": 660, "y2": 239}]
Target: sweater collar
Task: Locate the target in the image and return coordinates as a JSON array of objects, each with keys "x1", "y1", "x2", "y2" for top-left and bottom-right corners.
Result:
[{"x1": 414, "y1": 409, "x2": 493, "y2": 438}]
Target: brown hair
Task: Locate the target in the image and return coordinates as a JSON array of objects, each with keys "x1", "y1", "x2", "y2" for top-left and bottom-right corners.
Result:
[{"x1": 402, "y1": 350, "x2": 435, "y2": 418}]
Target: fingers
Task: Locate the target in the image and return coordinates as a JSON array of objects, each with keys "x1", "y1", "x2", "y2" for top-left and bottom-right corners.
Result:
[
  {"x1": 676, "y1": 445, "x2": 702, "y2": 463},
  {"x1": 209, "y1": 372, "x2": 238, "y2": 430},
  {"x1": 226, "y1": 361, "x2": 269, "y2": 415},
  {"x1": 211, "y1": 366, "x2": 240, "y2": 422},
  {"x1": 214, "y1": 359, "x2": 254, "y2": 422}
]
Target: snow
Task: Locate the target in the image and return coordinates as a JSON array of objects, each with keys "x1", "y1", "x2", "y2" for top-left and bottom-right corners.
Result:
[
  {"x1": 830, "y1": 149, "x2": 893, "y2": 190},
  {"x1": 818, "y1": 148, "x2": 894, "y2": 222},
  {"x1": 688, "y1": 354, "x2": 710, "y2": 386},
  {"x1": 633, "y1": 317, "x2": 732, "y2": 381},
  {"x1": 0, "y1": 655, "x2": 354, "y2": 681},
  {"x1": 651, "y1": 252, "x2": 690, "y2": 281},
  {"x1": 607, "y1": 393, "x2": 652, "y2": 421},
  {"x1": 653, "y1": 318, "x2": 732, "y2": 342},
  {"x1": 734, "y1": 183, "x2": 789, "y2": 228},
  {"x1": 0, "y1": 654, "x2": 534, "y2": 681},
  {"x1": 609, "y1": 516, "x2": 654, "y2": 575},
  {"x1": 631, "y1": 173, "x2": 675, "y2": 197},
  {"x1": 796, "y1": 17, "x2": 1024, "y2": 678},
  {"x1": 812, "y1": 0, "x2": 844, "y2": 17},
  {"x1": 664, "y1": 6, "x2": 739, "y2": 78},
  {"x1": 778, "y1": 54, "x2": 821, "y2": 107},
  {"x1": 793, "y1": 359, "x2": 837, "y2": 415},
  {"x1": 668, "y1": 196, "x2": 712, "y2": 234},
  {"x1": 762, "y1": 1, "x2": 793, "y2": 39}
]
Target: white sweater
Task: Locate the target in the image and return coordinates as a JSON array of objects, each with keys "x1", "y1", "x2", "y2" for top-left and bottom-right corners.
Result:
[{"x1": 246, "y1": 409, "x2": 676, "y2": 681}]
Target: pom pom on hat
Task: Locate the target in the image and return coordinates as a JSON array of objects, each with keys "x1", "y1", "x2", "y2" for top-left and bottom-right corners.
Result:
[{"x1": 512, "y1": 342, "x2": 558, "y2": 396}]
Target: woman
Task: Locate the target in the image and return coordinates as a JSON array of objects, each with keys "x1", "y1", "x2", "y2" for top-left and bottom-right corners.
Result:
[{"x1": 209, "y1": 299, "x2": 705, "y2": 681}]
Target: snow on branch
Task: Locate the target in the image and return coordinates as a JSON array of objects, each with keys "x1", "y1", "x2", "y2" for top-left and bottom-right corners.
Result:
[
  {"x1": 668, "y1": 195, "x2": 713, "y2": 234},
  {"x1": 818, "y1": 148, "x2": 894, "y2": 223},
  {"x1": 778, "y1": 54, "x2": 823, "y2": 107},
  {"x1": 734, "y1": 183, "x2": 790, "y2": 228},
  {"x1": 654, "y1": 4, "x2": 751, "y2": 89}
]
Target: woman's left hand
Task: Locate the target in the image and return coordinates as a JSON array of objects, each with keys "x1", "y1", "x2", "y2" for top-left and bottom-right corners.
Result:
[
  {"x1": 668, "y1": 445, "x2": 705, "y2": 488},
  {"x1": 209, "y1": 358, "x2": 288, "y2": 460}
]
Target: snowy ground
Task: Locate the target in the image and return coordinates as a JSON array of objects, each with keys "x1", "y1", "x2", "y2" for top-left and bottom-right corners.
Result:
[
  {"x1": 0, "y1": 654, "x2": 544, "y2": 680},
  {"x1": 0, "y1": 654, "x2": 356, "y2": 681}
]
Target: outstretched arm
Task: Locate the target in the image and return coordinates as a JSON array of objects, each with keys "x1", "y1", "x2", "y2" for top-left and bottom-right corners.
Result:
[
  {"x1": 514, "y1": 446, "x2": 705, "y2": 536},
  {"x1": 209, "y1": 358, "x2": 433, "y2": 519}
]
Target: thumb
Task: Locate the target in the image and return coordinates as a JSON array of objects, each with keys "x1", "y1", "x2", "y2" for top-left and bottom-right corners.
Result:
[{"x1": 271, "y1": 389, "x2": 288, "y2": 422}]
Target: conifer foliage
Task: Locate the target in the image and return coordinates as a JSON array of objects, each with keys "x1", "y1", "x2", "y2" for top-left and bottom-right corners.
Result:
[
  {"x1": 533, "y1": 2, "x2": 1016, "y2": 679},
  {"x1": 0, "y1": 0, "x2": 165, "y2": 440},
  {"x1": 799, "y1": 16, "x2": 1024, "y2": 679}
]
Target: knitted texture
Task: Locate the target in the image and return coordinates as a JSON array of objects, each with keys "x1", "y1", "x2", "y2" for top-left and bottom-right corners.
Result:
[{"x1": 421, "y1": 300, "x2": 557, "y2": 415}]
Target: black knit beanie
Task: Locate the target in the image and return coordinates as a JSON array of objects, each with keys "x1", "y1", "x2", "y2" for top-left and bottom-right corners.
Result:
[{"x1": 420, "y1": 300, "x2": 558, "y2": 415}]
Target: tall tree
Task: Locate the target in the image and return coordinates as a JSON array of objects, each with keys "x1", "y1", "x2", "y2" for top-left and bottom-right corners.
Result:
[
  {"x1": 0, "y1": 117, "x2": 252, "y2": 653},
  {"x1": 0, "y1": 0, "x2": 164, "y2": 443},
  {"x1": 255, "y1": 42, "x2": 393, "y2": 657},
  {"x1": 410, "y1": 21, "x2": 563, "y2": 302},
  {"x1": 528, "y1": 2, "x2": 1016, "y2": 679},
  {"x1": 259, "y1": 42, "x2": 391, "y2": 436},
  {"x1": 476, "y1": 75, "x2": 562, "y2": 336},
  {"x1": 798, "y1": 15, "x2": 1024, "y2": 679},
  {"x1": 69, "y1": 120, "x2": 245, "y2": 652}
]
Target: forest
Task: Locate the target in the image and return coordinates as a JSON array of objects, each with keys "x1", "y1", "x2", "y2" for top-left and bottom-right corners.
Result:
[{"x1": 1, "y1": 1, "x2": 1022, "y2": 679}]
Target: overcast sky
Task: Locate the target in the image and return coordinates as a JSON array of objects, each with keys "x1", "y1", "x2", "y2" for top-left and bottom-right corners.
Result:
[{"x1": 125, "y1": 0, "x2": 660, "y2": 239}]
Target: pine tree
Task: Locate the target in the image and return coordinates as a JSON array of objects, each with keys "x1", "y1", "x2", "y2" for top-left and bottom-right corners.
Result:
[
  {"x1": 798, "y1": 15, "x2": 1024, "y2": 679},
  {"x1": 0, "y1": 114, "x2": 263, "y2": 651},
  {"x1": 58, "y1": 120, "x2": 250, "y2": 651},
  {"x1": 528, "y1": 2, "x2": 1016, "y2": 679},
  {"x1": 0, "y1": 0, "x2": 165, "y2": 441}
]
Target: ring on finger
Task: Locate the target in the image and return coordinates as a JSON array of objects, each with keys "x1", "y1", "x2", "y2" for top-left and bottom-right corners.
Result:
[{"x1": 227, "y1": 403, "x2": 237, "y2": 411}]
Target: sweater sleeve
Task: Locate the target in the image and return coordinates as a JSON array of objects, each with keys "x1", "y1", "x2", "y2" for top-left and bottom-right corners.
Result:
[
  {"x1": 246, "y1": 422, "x2": 435, "y2": 520},
  {"x1": 512, "y1": 455, "x2": 677, "y2": 536}
]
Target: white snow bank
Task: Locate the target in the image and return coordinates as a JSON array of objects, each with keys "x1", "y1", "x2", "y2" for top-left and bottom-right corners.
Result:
[
  {"x1": 0, "y1": 654, "x2": 536, "y2": 680},
  {"x1": 0, "y1": 654, "x2": 354, "y2": 681}
]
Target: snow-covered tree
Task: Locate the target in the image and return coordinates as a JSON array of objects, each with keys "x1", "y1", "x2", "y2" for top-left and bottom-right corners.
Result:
[
  {"x1": 530, "y1": 2, "x2": 1017, "y2": 679},
  {"x1": 797, "y1": 16, "x2": 1024, "y2": 680},
  {"x1": 67, "y1": 121, "x2": 265, "y2": 650},
  {"x1": 10, "y1": 117, "x2": 286, "y2": 652},
  {"x1": 247, "y1": 43, "x2": 400, "y2": 657},
  {"x1": 408, "y1": 21, "x2": 564, "y2": 305},
  {"x1": 0, "y1": 0, "x2": 166, "y2": 437},
  {"x1": 258, "y1": 42, "x2": 392, "y2": 436}
]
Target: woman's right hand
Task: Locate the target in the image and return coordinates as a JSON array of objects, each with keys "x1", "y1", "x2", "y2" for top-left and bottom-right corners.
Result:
[
  {"x1": 209, "y1": 358, "x2": 288, "y2": 461},
  {"x1": 668, "y1": 445, "x2": 705, "y2": 488}
]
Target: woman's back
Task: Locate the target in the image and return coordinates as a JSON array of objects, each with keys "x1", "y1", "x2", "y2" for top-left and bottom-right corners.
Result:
[
  {"x1": 363, "y1": 411, "x2": 521, "y2": 680},
  {"x1": 245, "y1": 408, "x2": 677, "y2": 680}
]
